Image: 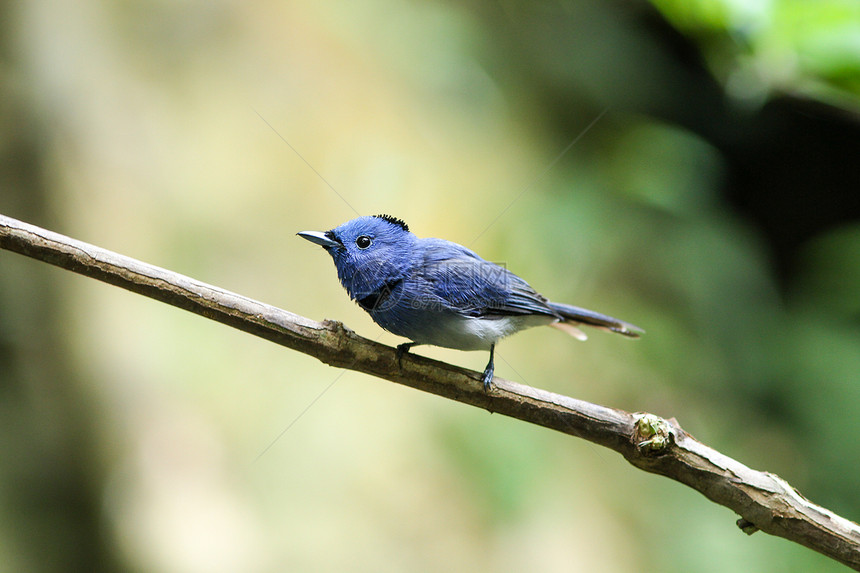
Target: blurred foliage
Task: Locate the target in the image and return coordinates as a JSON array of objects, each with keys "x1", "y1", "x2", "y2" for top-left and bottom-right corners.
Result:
[
  {"x1": 652, "y1": 0, "x2": 860, "y2": 109},
  {"x1": 1, "y1": 0, "x2": 859, "y2": 572},
  {"x1": 0, "y1": 6, "x2": 124, "y2": 570}
]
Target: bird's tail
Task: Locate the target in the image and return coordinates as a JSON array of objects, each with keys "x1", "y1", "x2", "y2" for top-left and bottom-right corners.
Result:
[{"x1": 548, "y1": 302, "x2": 643, "y2": 341}]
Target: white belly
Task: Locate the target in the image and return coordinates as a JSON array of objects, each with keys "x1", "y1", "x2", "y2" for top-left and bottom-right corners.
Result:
[{"x1": 404, "y1": 313, "x2": 557, "y2": 351}]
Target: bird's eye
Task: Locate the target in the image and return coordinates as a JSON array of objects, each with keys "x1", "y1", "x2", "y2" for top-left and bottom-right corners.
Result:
[{"x1": 356, "y1": 235, "x2": 372, "y2": 249}]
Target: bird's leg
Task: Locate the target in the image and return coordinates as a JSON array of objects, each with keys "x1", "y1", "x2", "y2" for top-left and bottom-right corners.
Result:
[
  {"x1": 481, "y1": 344, "x2": 495, "y2": 392},
  {"x1": 395, "y1": 342, "x2": 417, "y2": 369}
]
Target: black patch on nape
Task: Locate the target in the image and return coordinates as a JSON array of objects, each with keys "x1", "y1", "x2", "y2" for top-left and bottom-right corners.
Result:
[{"x1": 373, "y1": 214, "x2": 409, "y2": 232}]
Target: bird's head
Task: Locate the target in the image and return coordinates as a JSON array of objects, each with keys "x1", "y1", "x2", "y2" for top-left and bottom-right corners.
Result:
[{"x1": 298, "y1": 214, "x2": 416, "y2": 302}]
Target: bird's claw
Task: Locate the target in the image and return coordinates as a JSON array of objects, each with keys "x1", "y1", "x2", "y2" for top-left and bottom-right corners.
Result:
[
  {"x1": 480, "y1": 364, "x2": 495, "y2": 392},
  {"x1": 395, "y1": 342, "x2": 414, "y2": 369}
]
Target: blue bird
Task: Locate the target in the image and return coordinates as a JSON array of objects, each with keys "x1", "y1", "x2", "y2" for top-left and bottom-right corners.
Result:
[{"x1": 299, "y1": 214, "x2": 642, "y2": 390}]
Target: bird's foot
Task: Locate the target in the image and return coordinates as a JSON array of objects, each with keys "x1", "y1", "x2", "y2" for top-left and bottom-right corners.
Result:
[
  {"x1": 480, "y1": 343, "x2": 496, "y2": 392},
  {"x1": 480, "y1": 362, "x2": 495, "y2": 392},
  {"x1": 395, "y1": 342, "x2": 416, "y2": 369}
]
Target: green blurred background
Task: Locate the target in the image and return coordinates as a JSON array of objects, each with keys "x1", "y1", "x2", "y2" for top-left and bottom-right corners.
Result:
[{"x1": 2, "y1": 0, "x2": 859, "y2": 571}]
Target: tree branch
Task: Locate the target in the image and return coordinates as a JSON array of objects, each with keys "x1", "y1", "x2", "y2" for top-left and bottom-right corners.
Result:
[{"x1": 2, "y1": 212, "x2": 859, "y2": 569}]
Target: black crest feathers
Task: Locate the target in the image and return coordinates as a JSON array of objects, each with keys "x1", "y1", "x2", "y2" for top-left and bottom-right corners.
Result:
[{"x1": 373, "y1": 214, "x2": 409, "y2": 232}]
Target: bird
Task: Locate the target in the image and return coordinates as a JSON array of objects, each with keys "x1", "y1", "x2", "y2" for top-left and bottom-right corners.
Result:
[{"x1": 298, "y1": 214, "x2": 642, "y2": 391}]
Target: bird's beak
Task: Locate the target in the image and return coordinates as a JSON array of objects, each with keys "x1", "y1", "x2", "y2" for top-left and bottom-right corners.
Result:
[{"x1": 297, "y1": 230, "x2": 341, "y2": 249}]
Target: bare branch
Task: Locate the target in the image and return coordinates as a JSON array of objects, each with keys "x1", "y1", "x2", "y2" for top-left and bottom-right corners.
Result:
[{"x1": 2, "y1": 212, "x2": 859, "y2": 569}]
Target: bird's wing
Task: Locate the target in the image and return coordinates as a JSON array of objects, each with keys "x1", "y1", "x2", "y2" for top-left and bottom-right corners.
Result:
[{"x1": 417, "y1": 239, "x2": 559, "y2": 319}]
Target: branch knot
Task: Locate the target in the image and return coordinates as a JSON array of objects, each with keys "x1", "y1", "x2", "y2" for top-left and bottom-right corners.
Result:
[{"x1": 633, "y1": 413, "x2": 674, "y2": 455}]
